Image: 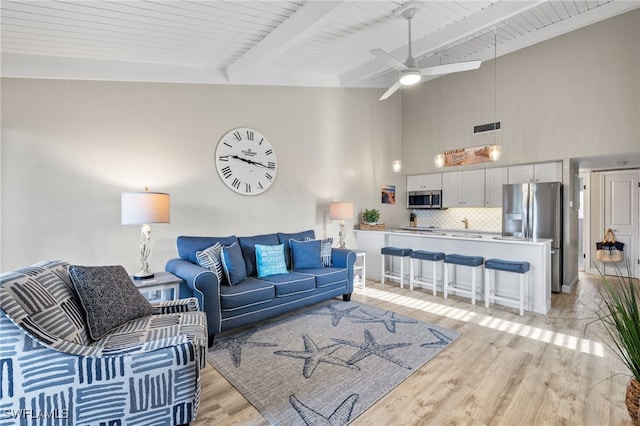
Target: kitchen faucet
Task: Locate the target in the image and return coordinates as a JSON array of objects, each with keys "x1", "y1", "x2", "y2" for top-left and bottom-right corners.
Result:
[{"x1": 462, "y1": 218, "x2": 469, "y2": 229}]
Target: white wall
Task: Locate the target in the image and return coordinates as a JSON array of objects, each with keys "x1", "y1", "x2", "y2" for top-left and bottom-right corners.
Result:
[
  {"x1": 1, "y1": 81, "x2": 405, "y2": 272},
  {"x1": 401, "y1": 9, "x2": 639, "y2": 175}
]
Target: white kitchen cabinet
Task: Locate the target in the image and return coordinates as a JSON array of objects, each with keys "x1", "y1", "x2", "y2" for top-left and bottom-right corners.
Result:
[
  {"x1": 485, "y1": 167, "x2": 508, "y2": 207},
  {"x1": 407, "y1": 173, "x2": 442, "y2": 191},
  {"x1": 508, "y1": 162, "x2": 562, "y2": 184},
  {"x1": 442, "y1": 169, "x2": 485, "y2": 207}
]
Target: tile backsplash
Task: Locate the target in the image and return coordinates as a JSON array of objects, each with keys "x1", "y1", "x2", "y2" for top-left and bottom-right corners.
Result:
[{"x1": 411, "y1": 208, "x2": 502, "y2": 232}]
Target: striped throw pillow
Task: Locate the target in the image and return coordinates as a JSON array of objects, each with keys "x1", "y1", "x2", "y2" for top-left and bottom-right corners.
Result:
[{"x1": 196, "y1": 243, "x2": 226, "y2": 285}]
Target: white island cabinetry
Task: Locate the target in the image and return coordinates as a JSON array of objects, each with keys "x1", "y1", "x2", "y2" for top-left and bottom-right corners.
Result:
[{"x1": 355, "y1": 230, "x2": 551, "y2": 315}]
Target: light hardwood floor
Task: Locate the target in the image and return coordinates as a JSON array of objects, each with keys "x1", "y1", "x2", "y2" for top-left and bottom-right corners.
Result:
[{"x1": 194, "y1": 272, "x2": 634, "y2": 425}]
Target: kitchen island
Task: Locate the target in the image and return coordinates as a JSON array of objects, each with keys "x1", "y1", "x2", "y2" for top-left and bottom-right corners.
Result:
[{"x1": 355, "y1": 229, "x2": 551, "y2": 314}]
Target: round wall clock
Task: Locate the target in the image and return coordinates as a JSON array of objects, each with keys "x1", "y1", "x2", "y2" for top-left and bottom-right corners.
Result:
[{"x1": 215, "y1": 127, "x2": 277, "y2": 195}]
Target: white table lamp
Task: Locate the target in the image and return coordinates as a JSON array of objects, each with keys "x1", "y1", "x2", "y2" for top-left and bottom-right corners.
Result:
[
  {"x1": 329, "y1": 202, "x2": 354, "y2": 248},
  {"x1": 121, "y1": 190, "x2": 170, "y2": 279}
]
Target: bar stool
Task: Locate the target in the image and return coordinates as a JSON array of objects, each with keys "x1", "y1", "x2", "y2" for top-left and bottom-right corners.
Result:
[
  {"x1": 380, "y1": 247, "x2": 412, "y2": 288},
  {"x1": 484, "y1": 258, "x2": 530, "y2": 316},
  {"x1": 443, "y1": 254, "x2": 484, "y2": 305},
  {"x1": 409, "y1": 250, "x2": 445, "y2": 294}
]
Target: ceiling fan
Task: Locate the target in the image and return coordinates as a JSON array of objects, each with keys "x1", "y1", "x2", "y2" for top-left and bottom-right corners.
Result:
[{"x1": 372, "y1": 1, "x2": 482, "y2": 101}]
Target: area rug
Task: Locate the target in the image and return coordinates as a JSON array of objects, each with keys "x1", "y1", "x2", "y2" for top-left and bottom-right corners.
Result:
[{"x1": 208, "y1": 301, "x2": 460, "y2": 425}]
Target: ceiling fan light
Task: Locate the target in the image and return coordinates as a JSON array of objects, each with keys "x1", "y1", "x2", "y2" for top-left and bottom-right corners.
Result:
[{"x1": 399, "y1": 71, "x2": 421, "y2": 86}]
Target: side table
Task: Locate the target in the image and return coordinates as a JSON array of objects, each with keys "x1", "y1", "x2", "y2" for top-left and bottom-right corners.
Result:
[
  {"x1": 353, "y1": 250, "x2": 366, "y2": 290},
  {"x1": 132, "y1": 271, "x2": 181, "y2": 302}
]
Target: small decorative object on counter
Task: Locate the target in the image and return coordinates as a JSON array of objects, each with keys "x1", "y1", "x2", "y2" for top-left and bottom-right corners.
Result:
[
  {"x1": 410, "y1": 212, "x2": 417, "y2": 227},
  {"x1": 360, "y1": 209, "x2": 384, "y2": 230}
]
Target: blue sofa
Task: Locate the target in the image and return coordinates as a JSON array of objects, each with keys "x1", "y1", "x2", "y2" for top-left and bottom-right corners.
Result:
[{"x1": 166, "y1": 230, "x2": 356, "y2": 345}]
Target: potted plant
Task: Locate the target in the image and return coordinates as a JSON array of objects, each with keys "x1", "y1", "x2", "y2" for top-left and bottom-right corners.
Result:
[
  {"x1": 593, "y1": 262, "x2": 640, "y2": 425},
  {"x1": 362, "y1": 208, "x2": 380, "y2": 225}
]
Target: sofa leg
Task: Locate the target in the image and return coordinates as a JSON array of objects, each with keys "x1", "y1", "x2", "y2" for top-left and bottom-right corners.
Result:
[
  {"x1": 343, "y1": 293, "x2": 352, "y2": 302},
  {"x1": 208, "y1": 335, "x2": 215, "y2": 347}
]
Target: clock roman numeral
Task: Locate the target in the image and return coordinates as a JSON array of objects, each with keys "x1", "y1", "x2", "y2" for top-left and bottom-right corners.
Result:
[
  {"x1": 245, "y1": 183, "x2": 251, "y2": 193},
  {"x1": 267, "y1": 161, "x2": 276, "y2": 170},
  {"x1": 221, "y1": 166, "x2": 232, "y2": 179},
  {"x1": 265, "y1": 173, "x2": 273, "y2": 181},
  {"x1": 232, "y1": 178, "x2": 241, "y2": 189},
  {"x1": 265, "y1": 149, "x2": 273, "y2": 156},
  {"x1": 258, "y1": 137, "x2": 264, "y2": 145},
  {"x1": 223, "y1": 142, "x2": 233, "y2": 148},
  {"x1": 258, "y1": 182, "x2": 264, "y2": 190},
  {"x1": 219, "y1": 155, "x2": 229, "y2": 162},
  {"x1": 246, "y1": 130, "x2": 254, "y2": 141},
  {"x1": 233, "y1": 131, "x2": 242, "y2": 141}
]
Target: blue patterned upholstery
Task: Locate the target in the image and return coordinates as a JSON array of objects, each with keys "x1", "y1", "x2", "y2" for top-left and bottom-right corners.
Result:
[{"x1": 1, "y1": 260, "x2": 208, "y2": 425}]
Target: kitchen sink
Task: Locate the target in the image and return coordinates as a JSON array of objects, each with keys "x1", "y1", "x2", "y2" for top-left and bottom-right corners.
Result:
[
  {"x1": 451, "y1": 234, "x2": 482, "y2": 238},
  {"x1": 492, "y1": 236, "x2": 526, "y2": 241}
]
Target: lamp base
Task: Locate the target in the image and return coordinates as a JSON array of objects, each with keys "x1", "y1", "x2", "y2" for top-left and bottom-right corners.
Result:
[{"x1": 133, "y1": 271, "x2": 154, "y2": 280}]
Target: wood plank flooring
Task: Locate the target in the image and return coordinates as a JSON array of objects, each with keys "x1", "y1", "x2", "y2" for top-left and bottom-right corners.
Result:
[{"x1": 193, "y1": 272, "x2": 634, "y2": 425}]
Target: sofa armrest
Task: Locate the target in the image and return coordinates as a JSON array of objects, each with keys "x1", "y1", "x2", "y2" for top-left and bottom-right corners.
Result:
[
  {"x1": 166, "y1": 258, "x2": 222, "y2": 336},
  {"x1": 331, "y1": 248, "x2": 357, "y2": 293},
  {"x1": 151, "y1": 297, "x2": 200, "y2": 314}
]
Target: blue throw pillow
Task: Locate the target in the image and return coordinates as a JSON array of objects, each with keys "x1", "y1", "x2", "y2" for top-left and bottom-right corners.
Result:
[
  {"x1": 255, "y1": 244, "x2": 289, "y2": 278},
  {"x1": 221, "y1": 242, "x2": 248, "y2": 286},
  {"x1": 290, "y1": 239, "x2": 324, "y2": 270}
]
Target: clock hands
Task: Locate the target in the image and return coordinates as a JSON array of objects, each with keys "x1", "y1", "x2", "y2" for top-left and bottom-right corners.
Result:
[{"x1": 231, "y1": 155, "x2": 270, "y2": 169}]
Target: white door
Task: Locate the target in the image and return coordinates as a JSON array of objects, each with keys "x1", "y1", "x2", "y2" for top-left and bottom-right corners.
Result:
[{"x1": 603, "y1": 170, "x2": 639, "y2": 277}]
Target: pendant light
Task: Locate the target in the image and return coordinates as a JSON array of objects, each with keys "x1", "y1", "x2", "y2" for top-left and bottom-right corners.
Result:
[
  {"x1": 488, "y1": 28, "x2": 502, "y2": 162},
  {"x1": 434, "y1": 53, "x2": 444, "y2": 168},
  {"x1": 392, "y1": 95, "x2": 402, "y2": 172}
]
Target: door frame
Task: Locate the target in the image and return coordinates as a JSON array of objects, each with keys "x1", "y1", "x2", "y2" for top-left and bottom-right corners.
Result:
[{"x1": 580, "y1": 172, "x2": 591, "y2": 272}]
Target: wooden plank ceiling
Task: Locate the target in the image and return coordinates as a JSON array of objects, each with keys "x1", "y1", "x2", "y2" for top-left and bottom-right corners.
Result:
[{"x1": 1, "y1": 0, "x2": 638, "y2": 87}]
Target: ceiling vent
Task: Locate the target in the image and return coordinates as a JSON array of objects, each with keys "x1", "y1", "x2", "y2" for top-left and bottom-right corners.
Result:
[{"x1": 473, "y1": 121, "x2": 501, "y2": 134}]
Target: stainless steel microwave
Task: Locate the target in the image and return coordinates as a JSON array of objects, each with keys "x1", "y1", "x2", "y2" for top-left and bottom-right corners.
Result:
[{"x1": 407, "y1": 190, "x2": 442, "y2": 209}]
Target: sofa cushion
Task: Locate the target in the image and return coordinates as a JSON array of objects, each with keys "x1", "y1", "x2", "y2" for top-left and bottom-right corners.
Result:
[
  {"x1": 0, "y1": 260, "x2": 92, "y2": 346},
  {"x1": 219, "y1": 278, "x2": 275, "y2": 310},
  {"x1": 290, "y1": 239, "x2": 324, "y2": 270},
  {"x1": 255, "y1": 272, "x2": 316, "y2": 297},
  {"x1": 177, "y1": 235, "x2": 238, "y2": 265},
  {"x1": 68, "y1": 265, "x2": 153, "y2": 340},
  {"x1": 304, "y1": 236, "x2": 333, "y2": 267},
  {"x1": 277, "y1": 229, "x2": 316, "y2": 269},
  {"x1": 255, "y1": 244, "x2": 288, "y2": 278},
  {"x1": 239, "y1": 233, "x2": 280, "y2": 276},
  {"x1": 297, "y1": 267, "x2": 348, "y2": 288},
  {"x1": 196, "y1": 242, "x2": 227, "y2": 285},
  {"x1": 221, "y1": 242, "x2": 248, "y2": 286}
]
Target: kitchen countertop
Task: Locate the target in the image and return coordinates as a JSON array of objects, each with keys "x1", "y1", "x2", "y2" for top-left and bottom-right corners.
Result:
[{"x1": 378, "y1": 228, "x2": 548, "y2": 244}]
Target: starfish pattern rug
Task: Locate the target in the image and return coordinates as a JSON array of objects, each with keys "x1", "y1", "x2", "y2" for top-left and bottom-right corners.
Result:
[{"x1": 208, "y1": 301, "x2": 460, "y2": 425}]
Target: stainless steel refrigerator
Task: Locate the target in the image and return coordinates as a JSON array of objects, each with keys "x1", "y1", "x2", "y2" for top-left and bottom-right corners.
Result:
[{"x1": 502, "y1": 182, "x2": 563, "y2": 292}]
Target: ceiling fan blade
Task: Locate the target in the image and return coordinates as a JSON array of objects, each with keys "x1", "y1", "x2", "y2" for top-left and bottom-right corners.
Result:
[
  {"x1": 379, "y1": 81, "x2": 402, "y2": 101},
  {"x1": 421, "y1": 60, "x2": 482, "y2": 76},
  {"x1": 370, "y1": 48, "x2": 409, "y2": 71}
]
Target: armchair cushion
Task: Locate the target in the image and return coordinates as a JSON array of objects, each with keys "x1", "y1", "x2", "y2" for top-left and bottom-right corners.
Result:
[{"x1": 68, "y1": 264, "x2": 153, "y2": 340}]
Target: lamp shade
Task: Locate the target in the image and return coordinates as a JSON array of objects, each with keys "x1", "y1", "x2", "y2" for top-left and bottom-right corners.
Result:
[
  {"x1": 329, "y1": 202, "x2": 354, "y2": 220},
  {"x1": 121, "y1": 192, "x2": 170, "y2": 225}
]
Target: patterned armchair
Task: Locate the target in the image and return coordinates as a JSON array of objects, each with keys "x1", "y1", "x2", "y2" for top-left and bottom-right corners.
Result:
[{"x1": 0, "y1": 260, "x2": 208, "y2": 426}]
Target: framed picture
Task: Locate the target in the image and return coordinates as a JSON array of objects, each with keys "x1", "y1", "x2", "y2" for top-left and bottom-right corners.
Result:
[{"x1": 382, "y1": 185, "x2": 395, "y2": 204}]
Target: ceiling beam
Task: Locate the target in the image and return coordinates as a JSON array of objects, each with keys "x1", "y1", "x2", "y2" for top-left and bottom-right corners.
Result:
[
  {"x1": 339, "y1": 0, "x2": 546, "y2": 87},
  {"x1": 226, "y1": 1, "x2": 350, "y2": 84}
]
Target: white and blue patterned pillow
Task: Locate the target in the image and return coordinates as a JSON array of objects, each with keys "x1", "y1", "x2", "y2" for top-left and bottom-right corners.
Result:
[
  {"x1": 303, "y1": 237, "x2": 333, "y2": 267},
  {"x1": 255, "y1": 244, "x2": 288, "y2": 278},
  {"x1": 196, "y1": 242, "x2": 226, "y2": 285}
]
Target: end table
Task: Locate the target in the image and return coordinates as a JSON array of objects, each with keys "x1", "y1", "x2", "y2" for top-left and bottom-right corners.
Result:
[{"x1": 132, "y1": 271, "x2": 181, "y2": 302}]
